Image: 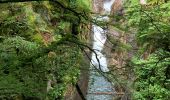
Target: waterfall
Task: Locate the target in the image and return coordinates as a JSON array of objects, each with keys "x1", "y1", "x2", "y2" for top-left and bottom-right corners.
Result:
[
  {"x1": 91, "y1": 24, "x2": 109, "y2": 72},
  {"x1": 91, "y1": 0, "x2": 115, "y2": 73},
  {"x1": 104, "y1": 0, "x2": 115, "y2": 13},
  {"x1": 87, "y1": 0, "x2": 115, "y2": 100}
]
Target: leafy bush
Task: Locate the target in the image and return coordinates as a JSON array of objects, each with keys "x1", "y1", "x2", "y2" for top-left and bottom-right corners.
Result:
[
  {"x1": 124, "y1": 0, "x2": 170, "y2": 99},
  {"x1": 132, "y1": 50, "x2": 170, "y2": 100}
]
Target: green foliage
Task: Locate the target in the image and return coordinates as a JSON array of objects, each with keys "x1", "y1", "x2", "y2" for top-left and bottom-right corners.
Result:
[
  {"x1": 48, "y1": 84, "x2": 66, "y2": 100},
  {"x1": 123, "y1": 0, "x2": 170, "y2": 99},
  {"x1": 132, "y1": 50, "x2": 170, "y2": 100},
  {"x1": 0, "y1": 13, "x2": 30, "y2": 37},
  {"x1": 0, "y1": 36, "x2": 82, "y2": 99},
  {"x1": 63, "y1": 0, "x2": 92, "y2": 12},
  {"x1": 73, "y1": 0, "x2": 92, "y2": 12},
  {"x1": 125, "y1": 0, "x2": 170, "y2": 51},
  {"x1": 147, "y1": 0, "x2": 167, "y2": 5},
  {"x1": 0, "y1": 0, "x2": 91, "y2": 99},
  {"x1": 46, "y1": 44, "x2": 81, "y2": 100},
  {"x1": 0, "y1": 36, "x2": 46, "y2": 99}
]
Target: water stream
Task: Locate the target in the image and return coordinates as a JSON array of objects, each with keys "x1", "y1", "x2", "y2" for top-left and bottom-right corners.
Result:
[{"x1": 86, "y1": 0, "x2": 115, "y2": 100}]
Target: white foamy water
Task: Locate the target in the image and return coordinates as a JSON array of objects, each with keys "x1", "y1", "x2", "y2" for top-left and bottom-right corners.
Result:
[
  {"x1": 92, "y1": 25, "x2": 106, "y2": 51},
  {"x1": 103, "y1": 0, "x2": 115, "y2": 13},
  {"x1": 91, "y1": 51, "x2": 109, "y2": 72},
  {"x1": 104, "y1": 0, "x2": 115, "y2": 13},
  {"x1": 91, "y1": 24, "x2": 109, "y2": 72}
]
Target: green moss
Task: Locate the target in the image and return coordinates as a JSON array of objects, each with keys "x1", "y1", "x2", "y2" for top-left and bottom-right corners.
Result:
[
  {"x1": 76, "y1": 0, "x2": 92, "y2": 11},
  {"x1": 32, "y1": 33, "x2": 44, "y2": 43}
]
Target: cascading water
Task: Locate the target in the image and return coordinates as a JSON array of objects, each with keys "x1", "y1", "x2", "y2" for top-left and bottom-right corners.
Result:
[
  {"x1": 91, "y1": 24, "x2": 109, "y2": 72},
  {"x1": 87, "y1": 0, "x2": 115, "y2": 100}
]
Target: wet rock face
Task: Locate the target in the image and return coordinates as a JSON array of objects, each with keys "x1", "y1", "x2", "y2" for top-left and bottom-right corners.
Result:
[
  {"x1": 92, "y1": 0, "x2": 104, "y2": 14},
  {"x1": 93, "y1": 0, "x2": 117, "y2": 14},
  {"x1": 111, "y1": 0, "x2": 123, "y2": 15}
]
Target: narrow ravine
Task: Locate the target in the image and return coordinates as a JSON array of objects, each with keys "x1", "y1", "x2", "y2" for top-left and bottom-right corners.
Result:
[{"x1": 87, "y1": 0, "x2": 115, "y2": 100}]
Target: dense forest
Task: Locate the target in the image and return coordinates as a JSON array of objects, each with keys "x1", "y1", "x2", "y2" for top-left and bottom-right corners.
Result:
[{"x1": 0, "y1": 0, "x2": 169, "y2": 100}]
